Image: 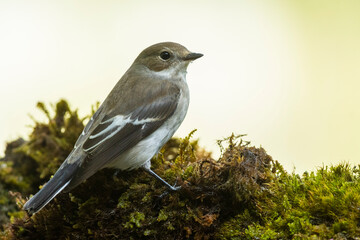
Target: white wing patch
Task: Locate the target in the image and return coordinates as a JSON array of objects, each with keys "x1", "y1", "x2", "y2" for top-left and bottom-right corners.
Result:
[
  {"x1": 83, "y1": 114, "x2": 160, "y2": 152},
  {"x1": 74, "y1": 115, "x2": 95, "y2": 149}
]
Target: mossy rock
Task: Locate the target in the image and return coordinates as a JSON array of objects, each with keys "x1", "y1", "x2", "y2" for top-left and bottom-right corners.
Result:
[{"x1": 1, "y1": 100, "x2": 360, "y2": 240}]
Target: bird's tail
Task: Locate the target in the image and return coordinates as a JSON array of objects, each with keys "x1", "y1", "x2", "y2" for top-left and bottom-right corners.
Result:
[{"x1": 23, "y1": 161, "x2": 79, "y2": 215}]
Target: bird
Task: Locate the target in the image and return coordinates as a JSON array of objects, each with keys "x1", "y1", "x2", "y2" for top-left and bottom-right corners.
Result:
[{"x1": 23, "y1": 42, "x2": 203, "y2": 214}]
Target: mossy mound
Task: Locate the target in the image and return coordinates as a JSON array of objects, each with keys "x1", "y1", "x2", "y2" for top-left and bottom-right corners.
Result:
[
  {"x1": 1, "y1": 100, "x2": 360, "y2": 239},
  {"x1": 0, "y1": 100, "x2": 84, "y2": 231}
]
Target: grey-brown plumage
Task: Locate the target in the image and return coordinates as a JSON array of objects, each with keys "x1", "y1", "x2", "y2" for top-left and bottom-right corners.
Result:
[{"x1": 23, "y1": 42, "x2": 202, "y2": 214}]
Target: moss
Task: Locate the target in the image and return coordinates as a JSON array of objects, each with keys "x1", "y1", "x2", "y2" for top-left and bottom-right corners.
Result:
[
  {"x1": 124, "y1": 212, "x2": 146, "y2": 228},
  {"x1": 1, "y1": 100, "x2": 360, "y2": 239},
  {"x1": 157, "y1": 209, "x2": 169, "y2": 222}
]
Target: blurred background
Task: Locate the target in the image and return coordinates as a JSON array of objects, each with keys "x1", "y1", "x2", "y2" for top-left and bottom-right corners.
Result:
[{"x1": 0, "y1": 0, "x2": 359, "y2": 174}]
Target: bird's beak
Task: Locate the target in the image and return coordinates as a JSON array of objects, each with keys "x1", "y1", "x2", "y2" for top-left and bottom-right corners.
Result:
[{"x1": 183, "y1": 52, "x2": 203, "y2": 61}]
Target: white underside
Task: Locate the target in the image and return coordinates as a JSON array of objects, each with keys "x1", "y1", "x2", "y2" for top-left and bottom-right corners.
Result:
[{"x1": 106, "y1": 89, "x2": 189, "y2": 170}]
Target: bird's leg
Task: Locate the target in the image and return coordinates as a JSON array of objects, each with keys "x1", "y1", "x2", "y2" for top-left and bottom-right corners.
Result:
[{"x1": 142, "y1": 165, "x2": 181, "y2": 191}]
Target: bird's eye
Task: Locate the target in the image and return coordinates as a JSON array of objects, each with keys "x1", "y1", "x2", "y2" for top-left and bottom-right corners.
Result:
[{"x1": 160, "y1": 51, "x2": 171, "y2": 60}]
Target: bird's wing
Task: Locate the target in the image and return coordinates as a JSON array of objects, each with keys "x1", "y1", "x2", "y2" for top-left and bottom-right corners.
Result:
[
  {"x1": 65, "y1": 79, "x2": 181, "y2": 189},
  {"x1": 73, "y1": 104, "x2": 105, "y2": 150}
]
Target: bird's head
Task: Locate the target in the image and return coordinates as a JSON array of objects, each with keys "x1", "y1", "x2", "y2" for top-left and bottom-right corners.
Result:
[{"x1": 132, "y1": 42, "x2": 203, "y2": 74}]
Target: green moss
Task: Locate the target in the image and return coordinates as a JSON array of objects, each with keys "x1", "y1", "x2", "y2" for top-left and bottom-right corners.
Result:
[
  {"x1": 124, "y1": 212, "x2": 145, "y2": 229},
  {"x1": 1, "y1": 100, "x2": 360, "y2": 239},
  {"x1": 157, "y1": 209, "x2": 168, "y2": 222},
  {"x1": 245, "y1": 224, "x2": 278, "y2": 240},
  {"x1": 117, "y1": 193, "x2": 131, "y2": 209},
  {"x1": 143, "y1": 229, "x2": 156, "y2": 236}
]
